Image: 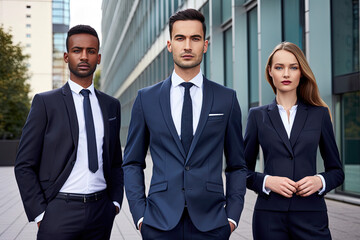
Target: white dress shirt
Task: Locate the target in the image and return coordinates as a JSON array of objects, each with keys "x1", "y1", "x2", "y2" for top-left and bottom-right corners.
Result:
[
  {"x1": 262, "y1": 104, "x2": 326, "y2": 195},
  {"x1": 138, "y1": 70, "x2": 237, "y2": 229},
  {"x1": 35, "y1": 79, "x2": 119, "y2": 223}
]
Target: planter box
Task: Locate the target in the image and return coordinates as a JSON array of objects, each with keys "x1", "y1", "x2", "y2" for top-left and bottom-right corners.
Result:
[{"x1": 0, "y1": 140, "x2": 19, "y2": 166}]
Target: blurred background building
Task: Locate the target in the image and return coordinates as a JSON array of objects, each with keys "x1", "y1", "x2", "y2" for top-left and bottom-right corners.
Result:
[
  {"x1": 0, "y1": 0, "x2": 69, "y2": 97},
  {"x1": 101, "y1": 0, "x2": 359, "y2": 200},
  {"x1": 52, "y1": 0, "x2": 70, "y2": 89}
]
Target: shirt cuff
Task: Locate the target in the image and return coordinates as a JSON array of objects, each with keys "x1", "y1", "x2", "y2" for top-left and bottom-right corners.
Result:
[
  {"x1": 137, "y1": 217, "x2": 144, "y2": 229},
  {"x1": 35, "y1": 211, "x2": 45, "y2": 223},
  {"x1": 262, "y1": 175, "x2": 271, "y2": 195},
  {"x1": 113, "y1": 201, "x2": 120, "y2": 214},
  {"x1": 316, "y1": 174, "x2": 326, "y2": 195},
  {"x1": 228, "y1": 218, "x2": 237, "y2": 228}
]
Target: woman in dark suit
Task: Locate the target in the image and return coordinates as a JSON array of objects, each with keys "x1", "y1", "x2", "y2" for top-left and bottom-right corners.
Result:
[{"x1": 244, "y1": 42, "x2": 344, "y2": 240}]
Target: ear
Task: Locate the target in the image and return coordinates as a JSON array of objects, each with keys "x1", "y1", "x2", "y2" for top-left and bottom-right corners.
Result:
[
  {"x1": 64, "y1": 52, "x2": 68, "y2": 63},
  {"x1": 268, "y1": 65, "x2": 273, "y2": 77},
  {"x1": 167, "y1": 40, "x2": 172, "y2": 53},
  {"x1": 97, "y1": 54, "x2": 101, "y2": 64},
  {"x1": 203, "y1": 40, "x2": 209, "y2": 54}
]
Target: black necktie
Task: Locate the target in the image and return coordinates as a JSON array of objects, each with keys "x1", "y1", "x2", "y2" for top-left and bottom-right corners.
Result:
[
  {"x1": 180, "y1": 82, "x2": 194, "y2": 156},
  {"x1": 80, "y1": 89, "x2": 98, "y2": 173}
]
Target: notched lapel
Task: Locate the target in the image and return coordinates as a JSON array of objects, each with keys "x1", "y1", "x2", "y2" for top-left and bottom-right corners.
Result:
[
  {"x1": 186, "y1": 77, "x2": 213, "y2": 163},
  {"x1": 62, "y1": 83, "x2": 79, "y2": 149},
  {"x1": 290, "y1": 102, "x2": 308, "y2": 147},
  {"x1": 267, "y1": 101, "x2": 293, "y2": 156},
  {"x1": 159, "y1": 77, "x2": 186, "y2": 159}
]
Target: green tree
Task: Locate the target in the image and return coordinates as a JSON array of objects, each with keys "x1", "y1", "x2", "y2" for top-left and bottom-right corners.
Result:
[
  {"x1": 0, "y1": 25, "x2": 30, "y2": 139},
  {"x1": 93, "y1": 68, "x2": 101, "y2": 89}
]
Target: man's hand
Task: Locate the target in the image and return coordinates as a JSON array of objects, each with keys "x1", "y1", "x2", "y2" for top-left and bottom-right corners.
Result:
[
  {"x1": 139, "y1": 222, "x2": 143, "y2": 232},
  {"x1": 265, "y1": 176, "x2": 298, "y2": 198},
  {"x1": 115, "y1": 206, "x2": 120, "y2": 214},
  {"x1": 37, "y1": 221, "x2": 41, "y2": 228},
  {"x1": 229, "y1": 221, "x2": 235, "y2": 233},
  {"x1": 296, "y1": 176, "x2": 323, "y2": 197}
]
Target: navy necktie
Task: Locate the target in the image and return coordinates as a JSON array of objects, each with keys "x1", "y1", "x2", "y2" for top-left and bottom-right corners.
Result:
[
  {"x1": 80, "y1": 89, "x2": 99, "y2": 173},
  {"x1": 180, "y1": 82, "x2": 194, "y2": 156}
]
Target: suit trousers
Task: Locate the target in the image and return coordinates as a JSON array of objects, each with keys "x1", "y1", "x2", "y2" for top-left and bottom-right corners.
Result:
[
  {"x1": 37, "y1": 192, "x2": 116, "y2": 240},
  {"x1": 253, "y1": 209, "x2": 331, "y2": 240},
  {"x1": 140, "y1": 208, "x2": 231, "y2": 240}
]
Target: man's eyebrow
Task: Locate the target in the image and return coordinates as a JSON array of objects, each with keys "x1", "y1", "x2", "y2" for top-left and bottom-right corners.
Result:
[
  {"x1": 71, "y1": 46, "x2": 97, "y2": 50},
  {"x1": 173, "y1": 34, "x2": 203, "y2": 39}
]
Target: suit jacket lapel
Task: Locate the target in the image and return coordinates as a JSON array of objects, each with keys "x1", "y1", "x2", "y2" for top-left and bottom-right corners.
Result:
[
  {"x1": 186, "y1": 77, "x2": 213, "y2": 163},
  {"x1": 61, "y1": 83, "x2": 79, "y2": 149},
  {"x1": 267, "y1": 100, "x2": 293, "y2": 156},
  {"x1": 289, "y1": 101, "x2": 308, "y2": 148},
  {"x1": 159, "y1": 77, "x2": 186, "y2": 159}
]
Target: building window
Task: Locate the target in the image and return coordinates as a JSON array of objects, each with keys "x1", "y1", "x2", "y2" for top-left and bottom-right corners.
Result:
[
  {"x1": 221, "y1": 0, "x2": 232, "y2": 23},
  {"x1": 26, "y1": 24, "x2": 31, "y2": 28},
  {"x1": 339, "y1": 91, "x2": 360, "y2": 195},
  {"x1": 26, "y1": 43, "x2": 31, "y2": 48},
  {"x1": 332, "y1": 0, "x2": 360, "y2": 196},
  {"x1": 224, "y1": 27, "x2": 233, "y2": 88},
  {"x1": 26, "y1": 5, "x2": 31, "y2": 9},
  {"x1": 282, "y1": 0, "x2": 305, "y2": 50},
  {"x1": 26, "y1": 34, "x2": 31, "y2": 38},
  {"x1": 26, "y1": 14, "x2": 31, "y2": 18},
  {"x1": 248, "y1": 6, "x2": 259, "y2": 108}
]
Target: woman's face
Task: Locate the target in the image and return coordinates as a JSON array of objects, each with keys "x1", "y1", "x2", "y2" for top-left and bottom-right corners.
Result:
[{"x1": 268, "y1": 50, "x2": 301, "y2": 95}]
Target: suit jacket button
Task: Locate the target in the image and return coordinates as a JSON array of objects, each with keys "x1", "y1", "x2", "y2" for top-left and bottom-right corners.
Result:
[
  {"x1": 289, "y1": 156, "x2": 293, "y2": 160},
  {"x1": 185, "y1": 166, "x2": 190, "y2": 171},
  {"x1": 182, "y1": 188, "x2": 185, "y2": 192}
]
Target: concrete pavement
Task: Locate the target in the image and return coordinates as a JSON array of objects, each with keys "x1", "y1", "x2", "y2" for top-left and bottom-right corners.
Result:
[{"x1": 1, "y1": 158, "x2": 359, "y2": 239}]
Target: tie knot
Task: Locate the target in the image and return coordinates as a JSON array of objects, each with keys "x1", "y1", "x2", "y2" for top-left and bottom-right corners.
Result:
[
  {"x1": 180, "y1": 82, "x2": 194, "y2": 91},
  {"x1": 80, "y1": 89, "x2": 90, "y2": 97}
]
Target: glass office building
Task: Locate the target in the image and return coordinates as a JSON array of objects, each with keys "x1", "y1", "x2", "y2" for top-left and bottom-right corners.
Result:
[
  {"x1": 101, "y1": 0, "x2": 360, "y2": 200},
  {"x1": 52, "y1": 0, "x2": 70, "y2": 89}
]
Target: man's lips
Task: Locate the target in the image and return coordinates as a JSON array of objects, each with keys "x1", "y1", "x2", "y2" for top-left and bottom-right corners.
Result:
[
  {"x1": 181, "y1": 54, "x2": 194, "y2": 59},
  {"x1": 281, "y1": 80, "x2": 291, "y2": 85},
  {"x1": 78, "y1": 63, "x2": 90, "y2": 70}
]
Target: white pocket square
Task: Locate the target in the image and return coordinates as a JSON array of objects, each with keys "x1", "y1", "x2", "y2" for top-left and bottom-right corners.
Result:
[{"x1": 209, "y1": 113, "x2": 224, "y2": 116}]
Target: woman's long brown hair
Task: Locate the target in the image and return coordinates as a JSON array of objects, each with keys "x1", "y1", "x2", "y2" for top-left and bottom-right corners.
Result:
[{"x1": 265, "y1": 41, "x2": 331, "y2": 119}]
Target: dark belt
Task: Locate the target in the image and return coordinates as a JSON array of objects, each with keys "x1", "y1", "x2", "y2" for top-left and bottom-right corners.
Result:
[{"x1": 56, "y1": 190, "x2": 107, "y2": 203}]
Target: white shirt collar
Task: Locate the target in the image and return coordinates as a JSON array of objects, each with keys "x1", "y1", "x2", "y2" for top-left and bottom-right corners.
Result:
[
  {"x1": 171, "y1": 69, "x2": 203, "y2": 89},
  {"x1": 277, "y1": 104, "x2": 298, "y2": 111},
  {"x1": 68, "y1": 79, "x2": 95, "y2": 95}
]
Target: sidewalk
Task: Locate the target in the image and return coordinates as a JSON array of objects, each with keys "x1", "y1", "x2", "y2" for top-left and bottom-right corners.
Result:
[{"x1": 1, "y1": 160, "x2": 359, "y2": 239}]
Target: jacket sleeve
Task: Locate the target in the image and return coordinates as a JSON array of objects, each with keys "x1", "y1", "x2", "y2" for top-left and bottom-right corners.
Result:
[
  {"x1": 223, "y1": 92, "x2": 247, "y2": 224},
  {"x1": 244, "y1": 108, "x2": 267, "y2": 195},
  {"x1": 109, "y1": 99, "x2": 124, "y2": 206},
  {"x1": 14, "y1": 94, "x2": 48, "y2": 222},
  {"x1": 122, "y1": 91, "x2": 149, "y2": 227},
  {"x1": 318, "y1": 108, "x2": 344, "y2": 194}
]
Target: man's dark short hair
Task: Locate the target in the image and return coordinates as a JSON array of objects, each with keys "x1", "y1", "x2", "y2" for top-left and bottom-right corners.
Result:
[
  {"x1": 169, "y1": 8, "x2": 206, "y2": 39},
  {"x1": 66, "y1": 25, "x2": 100, "y2": 52}
]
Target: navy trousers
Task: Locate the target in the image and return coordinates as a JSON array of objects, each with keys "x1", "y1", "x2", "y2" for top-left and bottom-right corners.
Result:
[
  {"x1": 253, "y1": 209, "x2": 331, "y2": 240},
  {"x1": 140, "y1": 208, "x2": 231, "y2": 240},
  {"x1": 37, "y1": 193, "x2": 116, "y2": 240}
]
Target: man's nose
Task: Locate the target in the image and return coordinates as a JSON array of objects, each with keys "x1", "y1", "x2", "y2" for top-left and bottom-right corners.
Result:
[{"x1": 80, "y1": 50, "x2": 88, "y2": 61}]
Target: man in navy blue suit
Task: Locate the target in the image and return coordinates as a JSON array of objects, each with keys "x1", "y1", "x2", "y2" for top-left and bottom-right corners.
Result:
[
  {"x1": 123, "y1": 9, "x2": 247, "y2": 239},
  {"x1": 15, "y1": 25, "x2": 123, "y2": 240}
]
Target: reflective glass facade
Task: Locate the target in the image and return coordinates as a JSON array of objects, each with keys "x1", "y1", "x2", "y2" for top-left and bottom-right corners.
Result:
[
  {"x1": 332, "y1": 0, "x2": 360, "y2": 196},
  {"x1": 52, "y1": 0, "x2": 69, "y2": 88},
  {"x1": 102, "y1": 0, "x2": 360, "y2": 200}
]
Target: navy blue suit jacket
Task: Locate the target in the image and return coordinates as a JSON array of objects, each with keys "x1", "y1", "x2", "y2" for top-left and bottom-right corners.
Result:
[
  {"x1": 123, "y1": 76, "x2": 247, "y2": 232},
  {"x1": 244, "y1": 100, "x2": 344, "y2": 212},
  {"x1": 15, "y1": 83, "x2": 124, "y2": 221}
]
